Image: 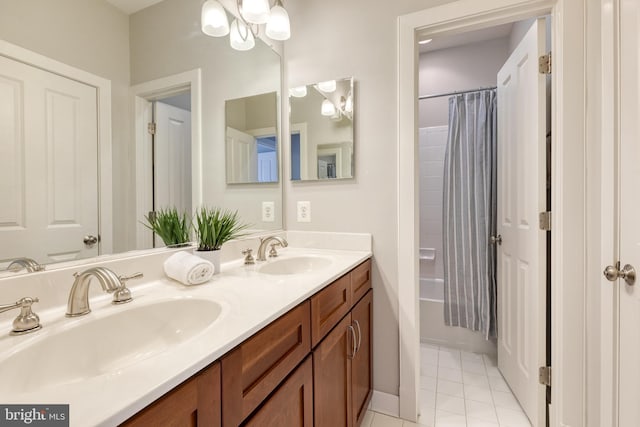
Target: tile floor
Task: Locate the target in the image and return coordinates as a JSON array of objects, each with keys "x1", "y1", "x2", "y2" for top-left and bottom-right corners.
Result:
[{"x1": 361, "y1": 344, "x2": 532, "y2": 427}]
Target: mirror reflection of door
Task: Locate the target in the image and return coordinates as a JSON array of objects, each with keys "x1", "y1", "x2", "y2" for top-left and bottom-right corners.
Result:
[{"x1": 151, "y1": 93, "x2": 192, "y2": 248}]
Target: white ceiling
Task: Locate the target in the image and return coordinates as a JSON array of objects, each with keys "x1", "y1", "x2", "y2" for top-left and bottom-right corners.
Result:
[
  {"x1": 418, "y1": 23, "x2": 514, "y2": 53},
  {"x1": 105, "y1": 0, "x2": 164, "y2": 15}
]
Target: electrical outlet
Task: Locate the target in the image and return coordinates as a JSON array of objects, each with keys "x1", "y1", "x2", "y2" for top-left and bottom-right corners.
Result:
[
  {"x1": 262, "y1": 201, "x2": 275, "y2": 222},
  {"x1": 297, "y1": 201, "x2": 311, "y2": 222}
]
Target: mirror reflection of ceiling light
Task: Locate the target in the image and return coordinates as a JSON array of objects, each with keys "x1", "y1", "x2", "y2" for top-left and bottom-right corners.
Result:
[
  {"x1": 321, "y1": 99, "x2": 337, "y2": 116},
  {"x1": 201, "y1": 0, "x2": 291, "y2": 51},
  {"x1": 418, "y1": 38, "x2": 433, "y2": 45},
  {"x1": 317, "y1": 80, "x2": 337, "y2": 93},
  {"x1": 289, "y1": 86, "x2": 308, "y2": 97}
]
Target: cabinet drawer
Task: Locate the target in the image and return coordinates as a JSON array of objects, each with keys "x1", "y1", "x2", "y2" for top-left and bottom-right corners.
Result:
[
  {"x1": 311, "y1": 273, "x2": 352, "y2": 348},
  {"x1": 243, "y1": 356, "x2": 313, "y2": 427},
  {"x1": 351, "y1": 259, "x2": 371, "y2": 304},
  {"x1": 222, "y1": 301, "x2": 311, "y2": 426}
]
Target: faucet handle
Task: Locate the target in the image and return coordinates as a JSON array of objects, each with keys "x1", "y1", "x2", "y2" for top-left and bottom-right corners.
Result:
[
  {"x1": 268, "y1": 243, "x2": 282, "y2": 258},
  {"x1": 242, "y1": 249, "x2": 255, "y2": 265},
  {"x1": 0, "y1": 297, "x2": 42, "y2": 335},
  {"x1": 112, "y1": 272, "x2": 143, "y2": 305}
]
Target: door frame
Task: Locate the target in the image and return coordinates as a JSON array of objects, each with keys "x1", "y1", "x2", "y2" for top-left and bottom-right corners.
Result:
[
  {"x1": 0, "y1": 39, "x2": 113, "y2": 255},
  {"x1": 130, "y1": 69, "x2": 202, "y2": 249},
  {"x1": 397, "y1": 0, "x2": 589, "y2": 425}
]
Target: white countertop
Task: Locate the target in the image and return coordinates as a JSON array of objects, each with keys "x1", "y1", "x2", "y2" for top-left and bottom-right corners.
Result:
[{"x1": 0, "y1": 247, "x2": 371, "y2": 426}]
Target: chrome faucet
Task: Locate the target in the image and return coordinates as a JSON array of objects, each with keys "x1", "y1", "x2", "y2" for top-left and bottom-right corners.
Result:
[
  {"x1": 7, "y1": 257, "x2": 44, "y2": 273},
  {"x1": 256, "y1": 236, "x2": 288, "y2": 261},
  {"x1": 66, "y1": 267, "x2": 143, "y2": 317},
  {"x1": 0, "y1": 297, "x2": 41, "y2": 335}
]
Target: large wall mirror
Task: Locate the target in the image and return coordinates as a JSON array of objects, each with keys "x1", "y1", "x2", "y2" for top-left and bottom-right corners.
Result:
[
  {"x1": 0, "y1": 0, "x2": 282, "y2": 273},
  {"x1": 289, "y1": 77, "x2": 354, "y2": 181}
]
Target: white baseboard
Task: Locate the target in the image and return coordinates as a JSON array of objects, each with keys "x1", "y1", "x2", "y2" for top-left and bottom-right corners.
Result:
[{"x1": 369, "y1": 390, "x2": 400, "y2": 418}]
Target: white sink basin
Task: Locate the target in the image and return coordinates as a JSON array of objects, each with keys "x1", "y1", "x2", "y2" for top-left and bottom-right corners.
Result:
[
  {"x1": 0, "y1": 298, "x2": 223, "y2": 394},
  {"x1": 259, "y1": 256, "x2": 333, "y2": 275}
]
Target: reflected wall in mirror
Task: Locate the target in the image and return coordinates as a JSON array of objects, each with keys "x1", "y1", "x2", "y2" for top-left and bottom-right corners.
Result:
[
  {"x1": 289, "y1": 77, "x2": 354, "y2": 181},
  {"x1": 0, "y1": 0, "x2": 282, "y2": 273},
  {"x1": 225, "y1": 92, "x2": 279, "y2": 184}
]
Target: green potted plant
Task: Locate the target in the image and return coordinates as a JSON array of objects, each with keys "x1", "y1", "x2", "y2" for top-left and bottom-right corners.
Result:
[
  {"x1": 193, "y1": 207, "x2": 250, "y2": 273},
  {"x1": 143, "y1": 207, "x2": 191, "y2": 247}
]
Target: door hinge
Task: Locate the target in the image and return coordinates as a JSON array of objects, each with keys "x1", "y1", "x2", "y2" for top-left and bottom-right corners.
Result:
[
  {"x1": 539, "y1": 366, "x2": 552, "y2": 386},
  {"x1": 539, "y1": 52, "x2": 552, "y2": 74},
  {"x1": 539, "y1": 211, "x2": 552, "y2": 231},
  {"x1": 147, "y1": 122, "x2": 156, "y2": 135}
]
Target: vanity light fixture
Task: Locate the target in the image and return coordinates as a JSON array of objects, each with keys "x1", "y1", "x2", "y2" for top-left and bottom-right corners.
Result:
[
  {"x1": 201, "y1": 0, "x2": 291, "y2": 52},
  {"x1": 418, "y1": 38, "x2": 433, "y2": 45}
]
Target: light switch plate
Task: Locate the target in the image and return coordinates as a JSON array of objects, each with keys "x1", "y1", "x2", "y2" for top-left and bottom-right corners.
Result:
[
  {"x1": 262, "y1": 201, "x2": 275, "y2": 222},
  {"x1": 297, "y1": 201, "x2": 311, "y2": 222}
]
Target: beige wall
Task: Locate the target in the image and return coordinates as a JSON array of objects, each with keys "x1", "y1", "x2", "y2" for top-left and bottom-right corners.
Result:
[
  {"x1": 0, "y1": 0, "x2": 131, "y2": 253},
  {"x1": 129, "y1": 0, "x2": 282, "y2": 231},
  {"x1": 285, "y1": 0, "x2": 456, "y2": 397}
]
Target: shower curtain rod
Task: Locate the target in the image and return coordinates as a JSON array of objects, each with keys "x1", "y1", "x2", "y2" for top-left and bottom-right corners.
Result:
[{"x1": 419, "y1": 86, "x2": 497, "y2": 100}]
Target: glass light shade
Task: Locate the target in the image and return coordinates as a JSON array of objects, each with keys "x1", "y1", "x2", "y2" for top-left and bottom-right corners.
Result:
[
  {"x1": 241, "y1": 0, "x2": 270, "y2": 24},
  {"x1": 201, "y1": 0, "x2": 229, "y2": 37},
  {"x1": 321, "y1": 99, "x2": 336, "y2": 116},
  {"x1": 230, "y1": 19, "x2": 255, "y2": 51},
  {"x1": 265, "y1": 5, "x2": 291, "y2": 41},
  {"x1": 317, "y1": 80, "x2": 337, "y2": 93},
  {"x1": 344, "y1": 94, "x2": 353, "y2": 113},
  {"x1": 289, "y1": 86, "x2": 307, "y2": 98}
]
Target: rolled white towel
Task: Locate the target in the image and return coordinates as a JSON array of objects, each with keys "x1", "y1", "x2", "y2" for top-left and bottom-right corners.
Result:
[{"x1": 164, "y1": 251, "x2": 215, "y2": 285}]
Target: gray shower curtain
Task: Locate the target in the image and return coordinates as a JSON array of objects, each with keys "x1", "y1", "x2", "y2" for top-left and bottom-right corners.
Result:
[{"x1": 443, "y1": 89, "x2": 497, "y2": 339}]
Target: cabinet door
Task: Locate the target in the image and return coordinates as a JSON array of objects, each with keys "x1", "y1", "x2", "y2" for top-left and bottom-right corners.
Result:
[
  {"x1": 244, "y1": 356, "x2": 313, "y2": 427},
  {"x1": 121, "y1": 362, "x2": 221, "y2": 427},
  {"x1": 351, "y1": 290, "x2": 373, "y2": 427},
  {"x1": 313, "y1": 313, "x2": 353, "y2": 427}
]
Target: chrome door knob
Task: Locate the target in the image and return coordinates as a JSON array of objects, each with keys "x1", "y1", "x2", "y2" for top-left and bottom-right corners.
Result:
[
  {"x1": 83, "y1": 235, "x2": 99, "y2": 247},
  {"x1": 490, "y1": 235, "x2": 503, "y2": 245},
  {"x1": 603, "y1": 263, "x2": 636, "y2": 286}
]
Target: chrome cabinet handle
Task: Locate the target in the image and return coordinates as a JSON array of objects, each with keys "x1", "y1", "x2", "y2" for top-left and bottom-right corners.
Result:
[
  {"x1": 604, "y1": 263, "x2": 636, "y2": 286},
  {"x1": 490, "y1": 235, "x2": 502, "y2": 245},
  {"x1": 353, "y1": 320, "x2": 362, "y2": 354},
  {"x1": 347, "y1": 325, "x2": 357, "y2": 359}
]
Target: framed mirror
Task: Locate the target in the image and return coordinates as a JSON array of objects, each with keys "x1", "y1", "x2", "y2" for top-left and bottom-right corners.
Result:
[
  {"x1": 0, "y1": 0, "x2": 283, "y2": 273},
  {"x1": 289, "y1": 77, "x2": 354, "y2": 181},
  {"x1": 225, "y1": 91, "x2": 279, "y2": 184}
]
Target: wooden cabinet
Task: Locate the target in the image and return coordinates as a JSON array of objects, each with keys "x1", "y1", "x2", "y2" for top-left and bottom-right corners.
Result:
[
  {"x1": 221, "y1": 301, "x2": 311, "y2": 426},
  {"x1": 313, "y1": 261, "x2": 373, "y2": 427},
  {"x1": 351, "y1": 290, "x2": 373, "y2": 427},
  {"x1": 122, "y1": 259, "x2": 371, "y2": 427},
  {"x1": 120, "y1": 362, "x2": 221, "y2": 427},
  {"x1": 243, "y1": 356, "x2": 314, "y2": 427}
]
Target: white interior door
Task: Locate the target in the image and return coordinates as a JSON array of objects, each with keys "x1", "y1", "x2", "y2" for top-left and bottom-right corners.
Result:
[
  {"x1": 226, "y1": 126, "x2": 257, "y2": 183},
  {"x1": 154, "y1": 101, "x2": 192, "y2": 216},
  {"x1": 0, "y1": 55, "x2": 98, "y2": 266},
  {"x1": 496, "y1": 18, "x2": 547, "y2": 426},
  {"x1": 617, "y1": 1, "x2": 640, "y2": 425}
]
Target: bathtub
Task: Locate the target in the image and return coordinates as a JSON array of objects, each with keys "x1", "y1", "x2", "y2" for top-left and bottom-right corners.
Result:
[{"x1": 420, "y1": 278, "x2": 496, "y2": 355}]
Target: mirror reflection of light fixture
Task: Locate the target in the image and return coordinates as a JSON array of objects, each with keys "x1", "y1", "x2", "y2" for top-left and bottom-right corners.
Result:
[
  {"x1": 418, "y1": 38, "x2": 433, "y2": 45},
  {"x1": 289, "y1": 86, "x2": 307, "y2": 97},
  {"x1": 317, "y1": 80, "x2": 337, "y2": 93},
  {"x1": 201, "y1": 0, "x2": 291, "y2": 51},
  {"x1": 321, "y1": 99, "x2": 337, "y2": 116}
]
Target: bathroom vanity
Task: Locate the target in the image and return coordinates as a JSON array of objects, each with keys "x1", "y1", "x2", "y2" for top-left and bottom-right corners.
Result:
[{"x1": 122, "y1": 258, "x2": 372, "y2": 427}]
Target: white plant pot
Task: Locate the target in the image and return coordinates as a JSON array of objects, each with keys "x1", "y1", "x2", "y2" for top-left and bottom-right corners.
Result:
[{"x1": 193, "y1": 249, "x2": 221, "y2": 275}]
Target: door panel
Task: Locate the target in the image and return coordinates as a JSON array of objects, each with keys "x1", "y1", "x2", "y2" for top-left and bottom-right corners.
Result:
[
  {"x1": 351, "y1": 290, "x2": 373, "y2": 427},
  {"x1": 618, "y1": 0, "x2": 640, "y2": 424},
  {"x1": 496, "y1": 18, "x2": 547, "y2": 426}
]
